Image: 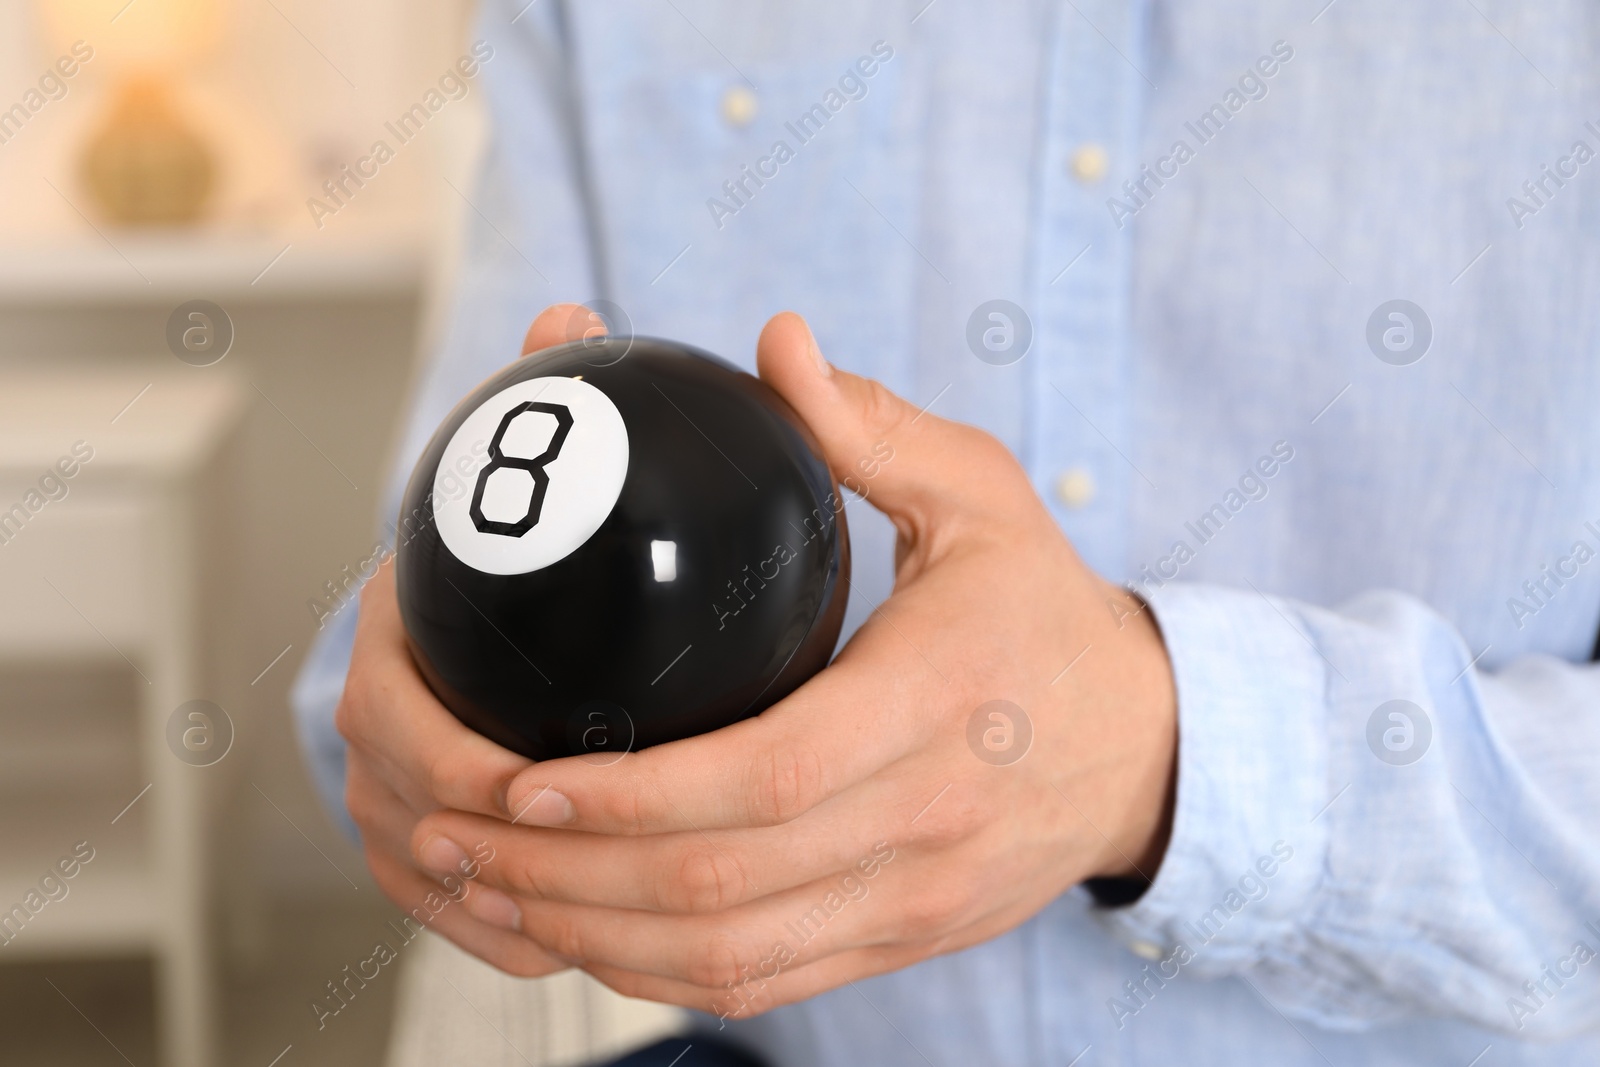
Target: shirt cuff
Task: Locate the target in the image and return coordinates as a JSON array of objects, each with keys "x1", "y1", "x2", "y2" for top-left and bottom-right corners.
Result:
[{"x1": 1092, "y1": 581, "x2": 1332, "y2": 974}]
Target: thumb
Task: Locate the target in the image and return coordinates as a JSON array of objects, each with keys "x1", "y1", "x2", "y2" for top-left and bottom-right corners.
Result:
[
  {"x1": 756, "y1": 311, "x2": 1024, "y2": 529},
  {"x1": 521, "y1": 302, "x2": 604, "y2": 355}
]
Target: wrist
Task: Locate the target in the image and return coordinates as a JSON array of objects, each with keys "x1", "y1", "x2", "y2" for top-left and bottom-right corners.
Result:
[{"x1": 1086, "y1": 583, "x2": 1178, "y2": 883}]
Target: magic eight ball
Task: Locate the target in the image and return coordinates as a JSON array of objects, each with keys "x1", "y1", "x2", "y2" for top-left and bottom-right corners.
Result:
[{"x1": 395, "y1": 336, "x2": 851, "y2": 761}]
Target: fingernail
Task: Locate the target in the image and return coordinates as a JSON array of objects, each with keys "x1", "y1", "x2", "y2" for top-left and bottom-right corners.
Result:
[
  {"x1": 508, "y1": 785, "x2": 576, "y2": 827},
  {"x1": 804, "y1": 321, "x2": 832, "y2": 378},
  {"x1": 418, "y1": 834, "x2": 470, "y2": 877},
  {"x1": 466, "y1": 885, "x2": 522, "y2": 931}
]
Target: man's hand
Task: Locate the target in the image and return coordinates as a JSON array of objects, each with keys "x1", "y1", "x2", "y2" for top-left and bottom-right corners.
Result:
[
  {"x1": 335, "y1": 304, "x2": 613, "y2": 979},
  {"x1": 402, "y1": 309, "x2": 1178, "y2": 1020}
]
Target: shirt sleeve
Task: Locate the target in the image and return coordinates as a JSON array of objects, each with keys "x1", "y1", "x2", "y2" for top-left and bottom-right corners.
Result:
[
  {"x1": 291, "y1": 604, "x2": 361, "y2": 842},
  {"x1": 1096, "y1": 580, "x2": 1600, "y2": 1039},
  {"x1": 289, "y1": 0, "x2": 599, "y2": 843}
]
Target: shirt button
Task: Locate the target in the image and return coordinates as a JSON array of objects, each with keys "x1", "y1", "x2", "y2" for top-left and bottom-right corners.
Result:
[
  {"x1": 1054, "y1": 467, "x2": 1096, "y2": 509},
  {"x1": 1130, "y1": 939, "x2": 1165, "y2": 961},
  {"x1": 720, "y1": 85, "x2": 759, "y2": 128},
  {"x1": 1069, "y1": 143, "x2": 1109, "y2": 184}
]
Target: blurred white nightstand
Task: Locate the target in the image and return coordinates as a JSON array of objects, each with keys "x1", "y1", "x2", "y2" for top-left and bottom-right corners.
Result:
[{"x1": 0, "y1": 371, "x2": 243, "y2": 1067}]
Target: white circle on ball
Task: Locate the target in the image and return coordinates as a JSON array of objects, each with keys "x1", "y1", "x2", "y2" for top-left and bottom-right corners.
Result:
[{"x1": 433, "y1": 376, "x2": 629, "y2": 575}]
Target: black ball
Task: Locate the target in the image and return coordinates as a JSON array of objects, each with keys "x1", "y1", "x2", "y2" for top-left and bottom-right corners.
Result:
[{"x1": 395, "y1": 336, "x2": 850, "y2": 761}]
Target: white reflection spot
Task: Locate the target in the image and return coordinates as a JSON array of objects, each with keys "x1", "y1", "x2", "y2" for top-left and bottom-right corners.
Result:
[{"x1": 651, "y1": 540, "x2": 677, "y2": 583}]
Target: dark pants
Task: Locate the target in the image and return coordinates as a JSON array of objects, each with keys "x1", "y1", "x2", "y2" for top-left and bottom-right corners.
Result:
[{"x1": 600, "y1": 1036, "x2": 769, "y2": 1067}]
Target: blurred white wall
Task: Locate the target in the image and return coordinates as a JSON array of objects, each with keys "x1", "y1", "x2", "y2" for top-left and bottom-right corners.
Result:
[{"x1": 0, "y1": 0, "x2": 483, "y2": 931}]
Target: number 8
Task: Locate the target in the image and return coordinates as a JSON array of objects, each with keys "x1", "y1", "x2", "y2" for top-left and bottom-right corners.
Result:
[{"x1": 469, "y1": 402, "x2": 574, "y2": 536}]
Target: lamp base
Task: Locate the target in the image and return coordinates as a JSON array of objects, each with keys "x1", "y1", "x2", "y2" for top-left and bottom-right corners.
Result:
[{"x1": 80, "y1": 76, "x2": 216, "y2": 226}]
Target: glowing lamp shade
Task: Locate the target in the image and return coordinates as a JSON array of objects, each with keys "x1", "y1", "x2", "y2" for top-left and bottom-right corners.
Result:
[{"x1": 38, "y1": 0, "x2": 223, "y2": 73}]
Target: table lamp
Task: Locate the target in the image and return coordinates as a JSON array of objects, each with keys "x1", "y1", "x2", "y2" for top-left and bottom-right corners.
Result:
[{"x1": 38, "y1": 0, "x2": 223, "y2": 225}]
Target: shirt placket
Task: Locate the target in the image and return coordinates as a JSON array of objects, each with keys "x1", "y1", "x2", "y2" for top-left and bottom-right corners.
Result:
[{"x1": 1025, "y1": 0, "x2": 1148, "y2": 584}]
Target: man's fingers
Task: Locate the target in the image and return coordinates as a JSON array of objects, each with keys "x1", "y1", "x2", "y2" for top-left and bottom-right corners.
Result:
[
  {"x1": 582, "y1": 900, "x2": 1035, "y2": 1019},
  {"x1": 346, "y1": 749, "x2": 434, "y2": 858},
  {"x1": 336, "y1": 561, "x2": 531, "y2": 818},
  {"x1": 413, "y1": 757, "x2": 939, "y2": 914},
  {"x1": 495, "y1": 863, "x2": 923, "y2": 988},
  {"x1": 582, "y1": 938, "x2": 933, "y2": 1018},
  {"x1": 501, "y1": 621, "x2": 935, "y2": 835},
  {"x1": 364, "y1": 848, "x2": 569, "y2": 980},
  {"x1": 563, "y1": 881, "x2": 1048, "y2": 1015},
  {"x1": 352, "y1": 752, "x2": 568, "y2": 978},
  {"x1": 755, "y1": 311, "x2": 1029, "y2": 527},
  {"x1": 522, "y1": 302, "x2": 604, "y2": 356}
]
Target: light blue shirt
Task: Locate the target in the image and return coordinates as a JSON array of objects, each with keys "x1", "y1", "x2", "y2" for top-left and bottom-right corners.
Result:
[{"x1": 293, "y1": 1, "x2": 1600, "y2": 1062}]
